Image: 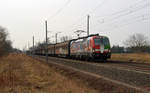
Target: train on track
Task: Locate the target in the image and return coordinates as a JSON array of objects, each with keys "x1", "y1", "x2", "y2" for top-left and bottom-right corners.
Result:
[{"x1": 34, "y1": 34, "x2": 111, "y2": 61}]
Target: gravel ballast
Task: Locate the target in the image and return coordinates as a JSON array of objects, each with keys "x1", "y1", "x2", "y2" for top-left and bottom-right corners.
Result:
[{"x1": 35, "y1": 56, "x2": 150, "y2": 92}]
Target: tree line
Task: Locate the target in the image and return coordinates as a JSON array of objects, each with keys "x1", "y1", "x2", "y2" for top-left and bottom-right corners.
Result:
[
  {"x1": 111, "y1": 33, "x2": 150, "y2": 53},
  {"x1": 0, "y1": 26, "x2": 12, "y2": 57}
]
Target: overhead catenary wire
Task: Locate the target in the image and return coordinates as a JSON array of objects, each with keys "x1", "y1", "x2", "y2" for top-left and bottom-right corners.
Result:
[
  {"x1": 45, "y1": 0, "x2": 71, "y2": 45},
  {"x1": 89, "y1": 0, "x2": 149, "y2": 32},
  {"x1": 70, "y1": 0, "x2": 148, "y2": 35},
  {"x1": 89, "y1": 0, "x2": 108, "y2": 14},
  {"x1": 97, "y1": 12, "x2": 150, "y2": 31},
  {"x1": 95, "y1": 0, "x2": 146, "y2": 19},
  {"x1": 93, "y1": 12, "x2": 150, "y2": 30},
  {"x1": 95, "y1": 0, "x2": 150, "y2": 24},
  {"x1": 104, "y1": 2, "x2": 150, "y2": 23},
  {"x1": 46, "y1": 0, "x2": 71, "y2": 21},
  {"x1": 45, "y1": 0, "x2": 150, "y2": 39},
  {"x1": 91, "y1": 0, "x2": 150, "y2": 30},
  {"x1": 67, "y1": 0, "x2": 108, "y2": 33},
  {"x1": 114, "y1": 14, "x2": 150, "y2": 28},
  {"x1": 46, "y1": 0, "x2": 108, "y2": 36}
]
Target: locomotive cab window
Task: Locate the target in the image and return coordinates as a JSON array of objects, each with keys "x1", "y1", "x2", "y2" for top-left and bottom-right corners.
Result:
[
  {"x1": 94, "y1": 37, "x2": 109, "y2": 45},
  {"x1": 103, "y1": 38, "x2": 110, "y2": 45},
  {"x1": 94, "y1": 38, "x2": 103, "y2": 45}
]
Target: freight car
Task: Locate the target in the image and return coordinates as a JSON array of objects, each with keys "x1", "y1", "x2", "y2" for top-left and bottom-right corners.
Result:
[{"x1": 35, "y1": 34, "x2": 111, "y2": 61}]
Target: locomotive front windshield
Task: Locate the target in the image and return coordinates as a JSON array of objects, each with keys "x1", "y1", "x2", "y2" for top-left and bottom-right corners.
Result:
[
  {"x1": 94, "y1": 38, "x2": 103, "y2": 45},
  {"x1": 94, "y1": 37, "x2": 110, "y2": 46}
]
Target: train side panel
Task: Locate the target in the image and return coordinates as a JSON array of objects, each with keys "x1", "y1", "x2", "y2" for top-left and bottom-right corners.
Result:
[
  {"x1": 55, "y1": 41, "x2": 70, "y2": 57},
  {"x1": 48, "y1": 44, "x2": 55, "y2": 56},
  {"x1": 70, "y1": 37, "x2": 93, "y2": 59}
]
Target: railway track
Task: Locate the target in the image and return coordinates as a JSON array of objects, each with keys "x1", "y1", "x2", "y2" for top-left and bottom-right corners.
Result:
[
  {"x1": 89, "y1": 61, "x2": 150, "y2": 74},
  {"x1": 34, "y1": 55, "x2": 150, "y2": 93},
  {"x1": 44, "y1": 56, "x2": 150, "y2": 74}
]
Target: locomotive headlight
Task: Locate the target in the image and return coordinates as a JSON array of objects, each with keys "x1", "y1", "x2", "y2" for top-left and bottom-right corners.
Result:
[{"x1": 92, "y1": 49, "x2": 95, "y2": 52}]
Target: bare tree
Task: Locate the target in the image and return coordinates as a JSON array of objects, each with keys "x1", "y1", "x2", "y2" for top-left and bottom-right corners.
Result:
[
  {"x1": 60, "y1": 36, "x2": 72, "y2": 42},
  {"x1": 124, "y1": 33, "x2": 149, "y2": 52},
  {"x1": 0, "y1": 26, "x2": 12, "y2": 56}
]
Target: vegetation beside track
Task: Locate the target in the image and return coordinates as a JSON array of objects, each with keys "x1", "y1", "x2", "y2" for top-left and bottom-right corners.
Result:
[
  {"x1": 0, "y1": 54, "x2": 98, "y2": 93},
  {"x1": 111, "y1": 53, "x2": 150, "y2": 63}
]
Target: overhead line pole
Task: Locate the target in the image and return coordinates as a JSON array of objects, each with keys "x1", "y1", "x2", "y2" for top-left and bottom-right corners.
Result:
[
  {"x1": 55, "y1": 32, "x2": 61, "y2": 44},
  {"x1": 87, "y1": 15, "x2": 90, "y2": 36},
  {"x1": 33, "y1": 36, "x2": 34, "y2": 49},
  {"x1": 33, "y1": 36, "x2": 34, "y2": 55},
  {"x1": 28, "y1": 41, "x2": 30, "y2": 50},
  {"x1": 45, "y1": 20, "x2": 48, "y2": 62},
  {"x1": 55, "y1": 33, "x2": 58, "y2": 44}
]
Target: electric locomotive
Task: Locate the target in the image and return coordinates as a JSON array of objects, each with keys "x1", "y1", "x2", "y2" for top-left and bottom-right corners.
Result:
[{"x1": 70, "y1": 34, "x2": 111, "y2": 60}]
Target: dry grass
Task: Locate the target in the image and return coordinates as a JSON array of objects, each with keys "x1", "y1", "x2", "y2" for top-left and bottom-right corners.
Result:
[
  {"x1": 111, "y1": 53, "x2": 150, "y2": 63},
  {"x1": 0, "y1": 53, "x2": 98, "y2": 93}
]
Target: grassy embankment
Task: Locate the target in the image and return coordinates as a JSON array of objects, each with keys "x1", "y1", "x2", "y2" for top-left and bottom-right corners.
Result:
[
  {"x1": 0, "y1": 54, "x2": 98, "y2": 93},
  {"x1": 111, "y1": 53, "x2": 150, "y2": 63}
]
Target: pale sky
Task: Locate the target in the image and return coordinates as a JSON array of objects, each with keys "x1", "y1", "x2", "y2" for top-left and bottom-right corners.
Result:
[{"x1": 0, "y1": 0, "x2": 150, "y2": 50}]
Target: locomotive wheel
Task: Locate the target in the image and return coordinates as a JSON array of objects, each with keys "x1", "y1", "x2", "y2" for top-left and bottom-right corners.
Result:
[{"x1": 85, "y1": 57, "x2": 90, "y2": 61}]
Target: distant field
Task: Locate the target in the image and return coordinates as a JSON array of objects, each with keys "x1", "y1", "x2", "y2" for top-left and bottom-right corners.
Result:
[
  {"x1": 111, "y1": 53, "x2": 150, "y2": 63},
  {"x1": 0, "y1": 54, "x2": 98, "y2": 93}
]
